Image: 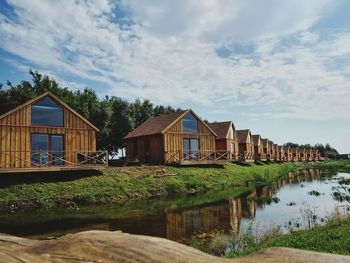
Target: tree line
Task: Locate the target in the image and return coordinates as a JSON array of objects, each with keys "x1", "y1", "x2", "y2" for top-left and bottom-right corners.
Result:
[
  {"x1": 0, "y1": 70, "x2": 181, "y2": 156},
  {"x1": 0, "y1": 70, "x2": 339, "y2": 158},
  {"x1": 283, "y1": 142, "x2": 338, "y2": 158}
]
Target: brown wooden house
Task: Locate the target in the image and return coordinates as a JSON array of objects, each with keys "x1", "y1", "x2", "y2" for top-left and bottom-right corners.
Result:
[
  {"x1": 0, "y1": 92, "x2": 104, "y2": 172},
  {"x1": 283, "y1": 146, "x2": 292, "y2": 161},
  {"x1": 278, "y1": 146, "x2": 284, "y2": 161},
  {"x1": 268, "y1": 141, "x2": 275, "y2": 161},
  {"x1": 252, "y1": 134, "x2": 265, "y2": 161},
  {"x1": 306, "y1": 149, "x2": 313, "y2": 161},
  {"x1": 273, "y1": 144, "x2": 279, "y2": 161},
  {"x1": 124, "y1": 109, "x2": 227, "y2": 165},
  {"x1": 299, "y1": 148, "x2": 306, "y2": 161},
  {"x1": 207, "y1": 121, "x2": 238, "y2": 160},
  {"x1": 261, "y1": 139, "x2": 270, "y2": 161},
  {"x1": 291, "y1": 148, "x2": 300, "y2": 161},
  {"x1": 236, "y1": 129, "x2": 254, "y2": 162}
]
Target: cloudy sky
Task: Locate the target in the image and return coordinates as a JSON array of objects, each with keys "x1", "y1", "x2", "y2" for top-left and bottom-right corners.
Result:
[{"x1": 0, "y1": 0, "x2": 349, "y2": 153}]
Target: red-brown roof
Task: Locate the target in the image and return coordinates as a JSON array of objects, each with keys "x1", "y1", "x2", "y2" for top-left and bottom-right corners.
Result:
[
  {"x1": 268, "y1": 141, "x2": 274, "y2": 148},
  {"x1": 124, "y1": 110, "x2": 186, "y2": 139},
  {"x1": 261, "y1": 139, "x2": 269, "y2": 148},
  {"x1": 252, "y1": 135, "x2": 261, "y2": 146},
  {"x1": 207, "y1": 121, "x2": 234, "y2": 140},
  {"x1": 236, "y1": 129, "x2": 251, "y2": 143}
]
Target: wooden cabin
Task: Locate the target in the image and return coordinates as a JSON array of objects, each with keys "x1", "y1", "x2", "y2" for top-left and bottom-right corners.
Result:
[
  {"x1": 291, "y1": 148, "x2": 300, "y2": 162},
  {"x1": 268, "y1": 141, "x2": 275, "y2": 161},
  {"x1": 315, "y1": 149, "x2": 321, "y2": 161},
  {"x1": 124, "y1": 109, "x2": 227, "y2": 165},
  {"x1": 283, "y1": 146, "x2": 292, "y2": 161},
  {"x1": 236, "y1": 129, "x2": 254, "y2": 162},
  {"x1": 307, "y1": 149, "x2": 313, "y2": 161},
  {"x1": 299, "y1": 148, "x2": 306, "y2": 161},
  {"x1": 261, "y1": 139, "x2": 270, "y2": 161},
  {"x1": 0, "y1": 92, "x2": 105, "y2": 172},
  {"x1": 278, "y1": 146, "x2": 284, "y2": 161},
  {"x1": 252, "y1": 134, "x2": 265, "y2": 161},
  {"x1": 207, "y1": 121, "x2": 239, "y2": 160},
  {"x1": 273, "y1": 144, "x2": 279, "y2": 161}
]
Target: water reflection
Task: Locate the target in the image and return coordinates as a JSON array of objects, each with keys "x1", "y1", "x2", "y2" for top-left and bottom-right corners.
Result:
[{"x1": 0, "y1": 169, "x2": 344, "y2": 242}]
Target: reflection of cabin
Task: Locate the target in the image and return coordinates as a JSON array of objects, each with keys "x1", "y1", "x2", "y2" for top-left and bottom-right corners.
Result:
[
  {"x1": 252, "y1": 134, "x2": 265, "y2": 161},
  {"x1": 261, "y1": 139, "x2": 270, "y2": 161},
  {"x1": 166, "y1": 204, "x2": 231, "y2": 240},
  {"x1": 291, "y1": 148, "x2": 300, "y2": 161},
  {"x1": 236, "y1": 129, "x2": 254, "y2": 162},
  {"x1": 278, "y1": 146, "x2": 284, "y2": 161},
  {"x1": 124, "y1": 109, "x2": 231, "y2": 165},
  {"x1": 268, "y1": 141, "x2": 275, "y2": 161},
  {"x1": 0, "y1": 92, "x2": 105, "y2": 172},
  {"x1": 208, "y1": 121, "x2": 238, "y2": 160}
]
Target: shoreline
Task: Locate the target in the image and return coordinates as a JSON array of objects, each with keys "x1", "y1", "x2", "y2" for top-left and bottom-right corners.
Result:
[{"x1": 0, "y1": 161, "x2": 346, "y2": 213}]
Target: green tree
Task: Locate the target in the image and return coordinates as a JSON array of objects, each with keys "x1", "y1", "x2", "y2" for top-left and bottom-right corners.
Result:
[{"x1": 132, "y1": 99, "x2": 154, "y2": 128}]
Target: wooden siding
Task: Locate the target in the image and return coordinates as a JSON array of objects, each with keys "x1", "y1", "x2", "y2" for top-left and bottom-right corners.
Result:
[
  {"x1": 0, "y1": 96, "x2": 97, "y2": 168},
  {"x1": 164, "y1": 118, "x2": 216, "y2": 163},
  {"x1": 125, "y1": 135, "x2": 164, "y2": 163}
]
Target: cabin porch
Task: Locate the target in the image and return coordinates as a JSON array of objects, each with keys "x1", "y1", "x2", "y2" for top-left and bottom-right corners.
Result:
[
  {"x1": 0, "y1": 150, "x2": 108, "y2": 173},
  {"x1": 165, "y1": 150, "x2": 233, "y2": 165}
]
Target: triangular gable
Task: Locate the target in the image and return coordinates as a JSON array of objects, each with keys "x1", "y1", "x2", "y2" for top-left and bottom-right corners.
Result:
[
  {"x1": 0, "y1": 91, "x2": 99, "y2": 131},
  {"x1": 162, "y1": 109, "x2": 217, "y2": 136}
]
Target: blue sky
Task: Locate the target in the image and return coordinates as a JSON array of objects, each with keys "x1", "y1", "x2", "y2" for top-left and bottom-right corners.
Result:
[{"x1": 0, "y1": 0, "x2": 350, "y2": 153}]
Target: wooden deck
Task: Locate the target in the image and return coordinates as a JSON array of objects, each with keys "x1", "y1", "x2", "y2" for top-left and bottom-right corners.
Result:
[
  {"x1": 0, "y1": 166, "x2": 102, "y2": 174},
  {"x1": 0, "y1": 150, "x2": 108, "y2": 173}
]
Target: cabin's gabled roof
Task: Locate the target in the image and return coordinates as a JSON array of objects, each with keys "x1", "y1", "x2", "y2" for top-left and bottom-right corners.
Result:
[
  {"x1": 291, "y1": 148, "x2": 299, "y2": 153},
  {"x1": 283, "y1": 146, "x2": 290, "y2": 152},
  {"x1": 278, "y1": 145, "x2": 283, "y2": 151},
  {"x1": 261, "y1": 139, "x2": 269, "y2": 148},
  {"x1": 0, "y1": 91, "x2": 99, "y2": 131},
  {"x1": 124, "y1": 109, "x2": 217, "y2": 139},
  {"x1": 268, "y1": 141, "x2": 274, "y2": 148},
  {"x1": 236, "y1": 129, "x2": 251, "y2": 143},
  {"x1": 207, "y1": 121, "x2": 235, "y2": 140},
  {"x1": 252, "y1": 135, "x2": 261, "y2": 146}
]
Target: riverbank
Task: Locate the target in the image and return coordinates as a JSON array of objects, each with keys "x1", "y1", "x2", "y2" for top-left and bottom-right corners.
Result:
[
  {"x1": 228, "y1": 214, "x2": 350, "y2": 258},
  {"x1": 0, "y1": 161, "x2": 346, "y2": 212}
]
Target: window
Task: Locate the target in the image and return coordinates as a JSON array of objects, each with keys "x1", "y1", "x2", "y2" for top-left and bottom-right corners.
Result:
[
  {"x1": 182, "y1": 112, "x2": 198, "y2": 133},
  {"x1": 183, "y1": 138, "x2": 199, "y2": 160},
  {"x1": 31, "y1": 96, "x2": 64, "y2": 126},
  {"x1": 31, "y1": 134, "x2": 64, "y2": 166}
]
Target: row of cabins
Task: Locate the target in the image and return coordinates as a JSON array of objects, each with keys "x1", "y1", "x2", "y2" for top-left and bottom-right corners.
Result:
[
  {"x1": 124, "y1": 109, "x2": 321, "y2": 165},
  {"x1": 0, "y1": 93, "x2": 321, "y2": 171}
]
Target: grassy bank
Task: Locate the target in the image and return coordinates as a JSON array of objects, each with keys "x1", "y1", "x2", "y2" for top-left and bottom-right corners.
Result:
[
  {"x1": 0, "y1": 162, "x2": 309, "y2": 212},
  {"x1": 228, "y1": 213, "x2": 350, "y2": 258}
]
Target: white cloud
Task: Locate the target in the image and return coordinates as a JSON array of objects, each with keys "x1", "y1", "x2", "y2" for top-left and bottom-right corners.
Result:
[{"x1": 0, "y1": 0, "x2": 349, "y2": 120}]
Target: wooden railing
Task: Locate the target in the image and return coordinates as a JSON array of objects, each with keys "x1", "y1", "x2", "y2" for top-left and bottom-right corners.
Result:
[
  {"x1": 0, "y1": 150, "x2": 108, "y2": 168},
  {"x1": 239, "y1": 151, "x2": 254, "y2": 161},
  {"x1": 165, "y1": 150, "x2": 234, "y2": 163}
]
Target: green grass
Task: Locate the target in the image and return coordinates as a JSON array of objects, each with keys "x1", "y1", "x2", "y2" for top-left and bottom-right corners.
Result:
[
  {"x1": 229, "y1": 218, "x2": 350, "y2": 257},
  {"x1": 0, "y1": 161, "x2": 344, "y2": 212}
]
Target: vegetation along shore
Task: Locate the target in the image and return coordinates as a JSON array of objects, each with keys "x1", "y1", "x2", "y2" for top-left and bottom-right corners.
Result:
[{"x1": 1, "y1": 161, "x2": 347, "y2": 213}]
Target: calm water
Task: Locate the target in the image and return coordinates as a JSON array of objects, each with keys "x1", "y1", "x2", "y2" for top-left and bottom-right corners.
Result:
[{"x1": 0, "y1": 169, "x2": 348, "y2": 242}]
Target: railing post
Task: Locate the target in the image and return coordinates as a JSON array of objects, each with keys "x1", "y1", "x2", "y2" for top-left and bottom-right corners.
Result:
[
  {"x1": 105, "y1": 150, "x2": 109, "y2": 166},
  {"x1": 39, "y1": 151, "x2": 43, "y2": 166}
]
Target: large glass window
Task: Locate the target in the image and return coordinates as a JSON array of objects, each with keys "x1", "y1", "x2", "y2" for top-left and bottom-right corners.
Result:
[
  {"x1": 183, "y1": 138, "x2": 199, "y2": 160},
  {"x1": 31, "y1": 97, "x2": 64, "y2": 126},
  {"x1": 182, "y1": 112, "x2": 198, "y2": 133},
  {"x1": 31, "y1": 134, "x2": 49, "y2": 166},
  {"x1": 31, "y1": 134, "x2": 64, "y2": 166}
]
